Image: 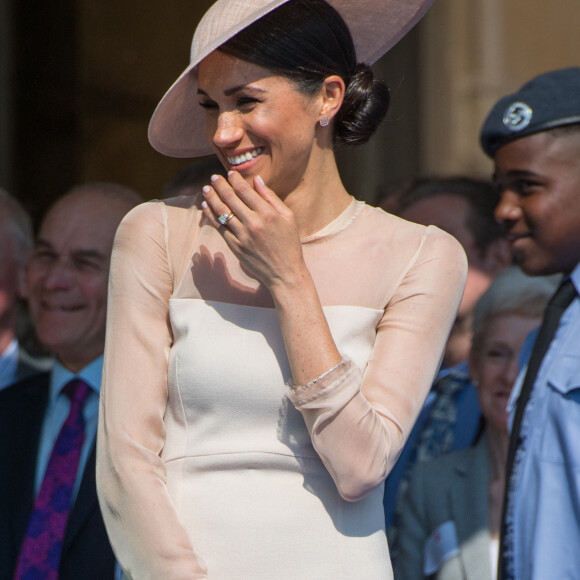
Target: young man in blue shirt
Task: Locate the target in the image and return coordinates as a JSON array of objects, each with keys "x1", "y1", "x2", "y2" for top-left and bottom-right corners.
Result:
[{"x1": 480, "y1": 67, "x2": 580, "y2": 580}]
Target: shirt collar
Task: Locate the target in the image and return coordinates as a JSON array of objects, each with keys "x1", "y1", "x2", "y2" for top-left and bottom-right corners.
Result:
[
  {"x1": 1, "y1": 338, "x2": 18, "y2": 359},
  {"x1": 49, "y1": 355, "x2": 103, "y2": 403},
  {"x1": 569, "y1": 262, "x2": 580, "y2": 295},
  {"x1": 0, "y1": 339, "x2": 19, "y2": 386}
]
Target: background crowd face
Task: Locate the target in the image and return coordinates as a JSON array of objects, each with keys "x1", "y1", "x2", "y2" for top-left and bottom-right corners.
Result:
[
  {"x1": 470, "y1": 313, "x2": 541, "y2": 433},
  {"x1": 493, "y1": 130, "x2": 580, "y2": 276},
  {"x1": 26, "y1": 190, "x2": 132, "y2": 372}
]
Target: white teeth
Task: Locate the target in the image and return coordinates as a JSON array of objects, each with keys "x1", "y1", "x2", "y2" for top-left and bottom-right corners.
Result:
[{"x1": 227, "y1": 147, "x2": 264, "y2": 166}]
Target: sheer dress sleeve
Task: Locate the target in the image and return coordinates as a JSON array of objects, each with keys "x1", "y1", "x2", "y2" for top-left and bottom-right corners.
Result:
[
  {"x1": 289, "y1": 225, "x2": 467, "y2": 501},
  {"x1": 96, "y1": 200, "x2": 208, "y2": 579}
]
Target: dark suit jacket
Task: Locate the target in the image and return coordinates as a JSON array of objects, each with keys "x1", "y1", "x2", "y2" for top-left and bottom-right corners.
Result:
[
  {"x1": 0, "y1": 372, "x2": 116, "y2": 579},
  {"x1": 15, "y1": 346, "x2": 52, "y2": 383}
]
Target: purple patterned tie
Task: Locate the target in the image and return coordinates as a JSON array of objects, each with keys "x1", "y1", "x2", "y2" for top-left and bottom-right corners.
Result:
[{"x1": 13, "y1": 378, "x2": 91, "y2": 580}]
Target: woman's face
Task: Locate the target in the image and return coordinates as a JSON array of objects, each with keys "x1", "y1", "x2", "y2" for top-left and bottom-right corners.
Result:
[
  {"x1": 470, "y1": 313, "x2": 540, "y2": 433},
  {"x1": 197, "y1": 51, "x2": 322, "y2": 197}
]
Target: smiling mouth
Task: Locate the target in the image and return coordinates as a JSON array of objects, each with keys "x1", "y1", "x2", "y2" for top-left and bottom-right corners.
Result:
[
  {"x1": 227, "y1": 147, "x2": 264, "y2": 167},
  {"x1": 42, "y1": 302, "x2": 82, "y2": 312}
]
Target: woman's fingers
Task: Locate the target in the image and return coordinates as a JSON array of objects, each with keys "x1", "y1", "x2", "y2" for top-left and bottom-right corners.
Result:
[
  {"x1": 225, "y1": 171, "x2": 275, "y2": 213},
  {"x1": 212, "y1": 171, "x2": 273, "y2": 214},
  {"x1": 252, "y1": 175, "x2": 293, "y2": 219},
  {"x1": 201, "y1": 184, "x2": 241, "y2": 234},
  {"x1": 202, "y1": 171, "x2": 281, "y2": 230}
]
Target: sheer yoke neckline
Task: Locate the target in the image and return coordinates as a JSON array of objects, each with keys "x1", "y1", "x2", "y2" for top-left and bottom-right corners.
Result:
[
  {"x1": 170, "y1": 196, "x2": 366, "y2": 309},
  {"x1": 300, "y1": 198, "x2": 363, "y2": 244}
]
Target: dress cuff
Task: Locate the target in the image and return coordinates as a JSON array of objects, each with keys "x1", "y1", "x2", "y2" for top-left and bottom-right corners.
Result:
[{"x1": 287, "y1": 357, "x2": 360, "y2": 407}]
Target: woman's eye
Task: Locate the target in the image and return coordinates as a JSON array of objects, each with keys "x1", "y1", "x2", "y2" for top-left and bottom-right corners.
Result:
[
  {"x1": 198, "y1": 100, "x2": 218, "y2": 110},
  {"x1": 237, "y1": 97, "x2": 259, "y2": 108}
]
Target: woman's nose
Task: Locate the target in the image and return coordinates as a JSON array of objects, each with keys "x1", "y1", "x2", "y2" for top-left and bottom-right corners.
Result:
[{"x1": 212, "y1": 113, "x2": 244, "y2": 148}]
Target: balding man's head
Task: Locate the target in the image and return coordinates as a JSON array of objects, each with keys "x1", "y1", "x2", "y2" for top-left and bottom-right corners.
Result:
[{"x1": 26, "y1": 183, "x2": 142, "y2": 372}]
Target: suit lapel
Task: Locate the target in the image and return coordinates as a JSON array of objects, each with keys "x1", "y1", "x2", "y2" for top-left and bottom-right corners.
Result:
[
  {"x1": 1, "y1": 374, "x2": 50, "y2": 557},
  {"x1": 449, "y1": 434, "x2": 493, "y2": 580},
  {"x1": 16, "y1": 349, "x2": 53, "y2": 383}
]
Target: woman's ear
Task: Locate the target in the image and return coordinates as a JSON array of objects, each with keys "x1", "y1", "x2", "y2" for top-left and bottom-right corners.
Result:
[{"x1": 319, "y1": 75, "x2": 345, "y2": 122}]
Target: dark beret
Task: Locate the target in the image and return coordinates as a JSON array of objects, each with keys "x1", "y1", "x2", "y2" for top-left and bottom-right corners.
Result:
[{"x1": 480, "y1": 67, "x2": 580, "y2": 157}]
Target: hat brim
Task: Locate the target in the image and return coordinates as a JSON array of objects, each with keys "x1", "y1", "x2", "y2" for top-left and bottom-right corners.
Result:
[{"x1": 148, "y1": 0, "x2": 435, "y2": 158}]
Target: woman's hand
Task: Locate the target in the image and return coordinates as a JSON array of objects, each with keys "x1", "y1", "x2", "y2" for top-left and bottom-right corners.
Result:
[
  {"x1": 202, "y1": 170, "x2": 342, "y2": 389},
  {"x1": 201, "y1": 171, "x2": 307, "y2": 291}
]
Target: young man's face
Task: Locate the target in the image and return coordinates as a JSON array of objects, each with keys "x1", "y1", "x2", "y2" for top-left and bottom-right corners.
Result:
[{"x1": 493, "y1": 129, "x2": 580, "y2": 276}]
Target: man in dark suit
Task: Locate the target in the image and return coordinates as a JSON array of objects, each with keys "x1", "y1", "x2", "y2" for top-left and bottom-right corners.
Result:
[
  {"x1": 0, "y1": 188, "x2": 51, "y2": 390},
  {"x1": 0, "y1": 183, "x2": 142, "y2": 579}
]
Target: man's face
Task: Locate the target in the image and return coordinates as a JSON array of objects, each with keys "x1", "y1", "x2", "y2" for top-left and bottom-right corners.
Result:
[
  {"x1": 26, "y1": 191, "x2": 128, "y2": 372},
  {"x1": 494, "y1": 130, "x2": 580, "y2": 276}
]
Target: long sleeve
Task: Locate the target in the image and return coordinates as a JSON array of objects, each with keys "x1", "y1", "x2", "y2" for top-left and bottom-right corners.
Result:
[
  {"x1": 96, "y1": 201, "x2": 207, "y2": 579},
  {"x1": 289, "y1": 225, "x2": 467, "y2": 501}
]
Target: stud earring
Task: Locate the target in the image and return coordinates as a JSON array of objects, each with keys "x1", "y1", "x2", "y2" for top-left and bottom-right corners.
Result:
[{"x1": 319, "y1": 116, "x2": 330, "y2": 127}]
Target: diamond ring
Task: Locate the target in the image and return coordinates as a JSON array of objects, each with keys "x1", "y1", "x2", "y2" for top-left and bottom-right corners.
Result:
[{"x1": 217, "y1": 212, "x2": 235, "y2": 226}]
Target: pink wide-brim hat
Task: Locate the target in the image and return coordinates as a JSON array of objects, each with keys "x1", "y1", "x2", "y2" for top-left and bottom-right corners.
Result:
[{"x1": 148, "y1": 0, "x2": 435, "y2": 158}]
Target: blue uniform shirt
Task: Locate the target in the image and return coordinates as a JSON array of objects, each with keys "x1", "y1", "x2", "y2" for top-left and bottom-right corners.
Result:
[{"x1": 504, "y1": 264, "x2": 580, "y2": 578}]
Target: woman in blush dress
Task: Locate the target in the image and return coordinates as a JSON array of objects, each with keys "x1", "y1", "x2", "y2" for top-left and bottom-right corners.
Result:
[
  {"x1": 394, "y1": 267, "x2": 556, "y2": 580},
  {"x1": 96, "y1": 0, "x2": 467, "y2": 578}
]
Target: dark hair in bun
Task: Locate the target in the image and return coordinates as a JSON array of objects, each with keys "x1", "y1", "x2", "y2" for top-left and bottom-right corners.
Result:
[
  {"x1": 220, "y1": 0, "x2": 390, "y2": 146},
  {"x1": 334, "y1": 64, "x2": 390, "y2": 145}
]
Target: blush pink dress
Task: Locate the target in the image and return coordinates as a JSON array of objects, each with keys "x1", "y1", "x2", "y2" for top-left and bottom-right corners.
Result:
[{"x1": 96, "y1": 195, "x2": 466, "y2": 579}]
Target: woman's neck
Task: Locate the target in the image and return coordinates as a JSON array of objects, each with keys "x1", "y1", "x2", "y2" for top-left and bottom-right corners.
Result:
[{"x1": 282, "y1": 150, "x2": 352, "y2": 238}]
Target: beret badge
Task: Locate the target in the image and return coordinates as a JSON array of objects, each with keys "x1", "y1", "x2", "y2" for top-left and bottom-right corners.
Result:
[{"x1": 503, "y1": 102, "x2": 533, "y2": 132}]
